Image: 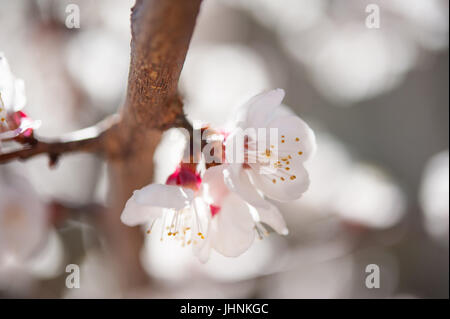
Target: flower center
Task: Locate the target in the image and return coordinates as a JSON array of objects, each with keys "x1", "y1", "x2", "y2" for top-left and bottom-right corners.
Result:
[
  {"x1": 146, "y1": 205, "x2": 205, "y2": 247},
  {"x1": 166, "y1": 163, "x2": 202, "y2": 191},
  {"x1": 243, "y1": 134, "x2": 304, "y2": 184}
]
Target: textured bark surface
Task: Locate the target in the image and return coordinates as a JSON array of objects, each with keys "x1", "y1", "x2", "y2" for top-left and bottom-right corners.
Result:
[
  {"x1": 102, "y1": 0, "x2": 202, "y2": 289},
  {"x1": 123, "y1": 0, "x2": 201, "y2": 129}
]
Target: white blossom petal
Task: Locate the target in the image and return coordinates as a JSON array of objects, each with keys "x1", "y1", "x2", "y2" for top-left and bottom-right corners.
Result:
[
  {"x1": 12, "y1": 79, "x2": 26, "y2": 112},
  {"x1": 243, "y1": 88, "x2": 285, "y2": 128},
  {"x1": 18, "y1": 117, "x2": 41, "y2": 133},
  {"x1": 223, "y1": 164, "x2": 271, "y2": 209},
  {"x1": 0, "y1": 53, "x2": 26, "y2": 112},
  {"x1": 256, "y1": 203, "x2": 288, "y2": 235},
  {"x1": 0, "y1": 130, "x2": 17, "y2": 140},
  {"x1": 0, "y1": 174, "x2": 48, "y2": 262},
  {"x1": 120, "y1": 196, "x2": 164, "y2": 227},
  {"x1": 212, "y1": 193, "x2": 255, "y2": 257},
  {"x1": 193, "y1": 219, "x2": 213, "y2": 263},
  {"x1": 267, "y1": 114, "x2": 316, "y2": 163},
  {"x1": 0, "y1": 117, "x2": 41, "y2": 141},
  {"x1": 202, "y1": 165, "x2": 229, "y2": 205},
  {"x1": 133, "y1": 184, "x2": 194, "y2": 209},
  {"x1": 249, "y1": 163, "x2": 310, "y2": 201}
]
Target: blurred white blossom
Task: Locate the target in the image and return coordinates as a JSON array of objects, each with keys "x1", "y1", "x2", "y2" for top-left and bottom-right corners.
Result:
[
  {"x1": 180, "y1": 45, "x2": 272, "y2": 127},
  {"x1": 334, "y1": 164, "x2": 406, "y2": 229},
  {"x1": 0, "y1": 170, "x2": 62, "y2": 293},
  {"x1": 420, "y1": 150, "x2": 449, "y2": 242}
]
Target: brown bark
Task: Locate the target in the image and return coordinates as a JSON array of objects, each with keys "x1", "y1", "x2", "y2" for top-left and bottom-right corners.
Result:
[{"x1": 101, "y1": 0, "x2": 202, "y2": 290}]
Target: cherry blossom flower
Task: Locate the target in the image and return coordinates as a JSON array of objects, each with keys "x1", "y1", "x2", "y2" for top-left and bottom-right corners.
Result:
[
  {"x1": 121, "y1": 89, "x2": 314, "y2": 262},
  {"x1": 121, "y1": 163, "x2": 286, "y2": 262},
  {"x1": 0, "y1": 53, "x2": 40, "y2": 144},
  {"x1": 0, "y1": 172, "x2": 48, "y2": 268},
  {"x1": 0, "y1": 170, "x2": 64, "y2": 293},
  {"x1": 223, "y1": 88, "x2": 316, "y2": 204},
  {"x1": 121, "y1": 163, "x2": 205, "y2": 240},
  {"x1": 121, "y1": 164, "x2": 247, "y2": 262}
]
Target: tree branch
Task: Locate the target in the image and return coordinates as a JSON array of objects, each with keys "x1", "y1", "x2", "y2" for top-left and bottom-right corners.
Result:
[
  {"x1": 102, "y1": 0, "x2": 202, "y2": 290},
  {"x1": 123, "y1": 0, "x2": 201, "y2": 129},
  {"x1": 0, "y1": 114, "x2": 119, "y2": 165}
]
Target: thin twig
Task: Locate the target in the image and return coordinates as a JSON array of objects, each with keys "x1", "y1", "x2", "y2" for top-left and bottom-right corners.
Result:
[{"x1": 0, "y1": 114, "x2": 119, "y2": 165}]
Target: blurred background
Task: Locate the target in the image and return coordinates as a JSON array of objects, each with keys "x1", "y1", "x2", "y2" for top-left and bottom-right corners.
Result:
[{"x1": 0, "y1": 0, "x2": 448, "y2": 298}]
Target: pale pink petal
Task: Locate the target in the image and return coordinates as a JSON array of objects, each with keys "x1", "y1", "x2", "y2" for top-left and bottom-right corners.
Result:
[
  {"x1": 223, "y1": 163, "x2": 271, "y2": 209},
  {"x1": 267, "y1": 114, "x2": 316, "y2": 163},
  {"x1": 0, "y1": 53, "x2": 26, "y2": 112},
  {"x1": 273, "y1": 103, "x2": 295, "y2": 118},
  {"x1": 133, "y1": 184, "x2": 193, "y2": 210},
  {"x1": 256, "y1": 203, "x2": 288, "y2": 235},
  {"x1": 120, "y1": 196, "x2": 164, "y2": 227},
  {"x1": 12, "y1": 78, "x2": 26, "y2": 112},
  {"x1": 212, "y1": 193, "x2": 255, "y2": 257},
  {"x1": 18, "y1": 117, "x2": 41, "y2": 133},
  {"x1": 243, "y1": 88, "x2": 285, "y2": 128},
  {"x1": 249, "y1": 163, "x2": 310, "y2": 201},
  {"x1": 0, "y1": 130, "x2": 17, "y2": 140},
  {"x1": 202, "y1": 165, "x2": 229, "y2": 205},
  {"x1": 193, "y1": 220, "x2": 213, "y2": 263},
  {"x1": 0, "y1": 174, "x2": 47, "y2": 260}
]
